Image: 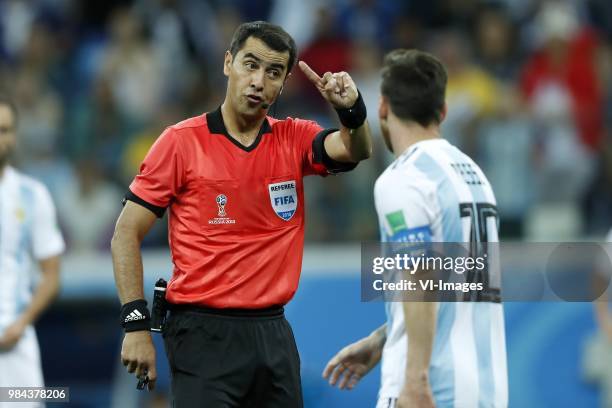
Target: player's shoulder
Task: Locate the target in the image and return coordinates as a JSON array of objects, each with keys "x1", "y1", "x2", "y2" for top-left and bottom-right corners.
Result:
[
  {"x1": 270, "y1": 116, "x2": 320, "y2": 133},
  {"x1": 168, "y1": 114, "x2": 207, "y2": 133},
  {"x1": 400, "y1": 138, "x2": 478, "y2": 174},
  {"x1": 8, "y1": 167, "x2": 51, "y2": 198},
  {"x1": 156, "y1": 114, "x2": 208, "y2": 149},
  {"x1": 387, "y1": 148, "x2": 437, "y2": 186},
  {"x1": 376, "y1": 158, "x2": 436, "y2": 199},
  {"x1": 411, "y1": 138, "x2": 455, "y2": 158},
  {"x1": 271, "y1": 116, "x2": 312, "y2": 126}
]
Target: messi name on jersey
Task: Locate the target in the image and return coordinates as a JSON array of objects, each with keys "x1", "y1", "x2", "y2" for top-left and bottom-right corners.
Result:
[{"x1": 268, "y1": 180, "x2": 297, "y2": 221}]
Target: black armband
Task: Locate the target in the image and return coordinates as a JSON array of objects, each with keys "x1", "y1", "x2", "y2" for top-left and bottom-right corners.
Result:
[
  {"x1": 123, "y1": 190, "x2": 166, "y2": 218},
  {"x1": 335, "y1": 91, "x2": 367, "y2": 129},
  {"x1": 312, "y1": 129, "x2": 358, "y2": 174},
  {"x1": 120, "y1": 299, "x2": 151, "y2": 332}
]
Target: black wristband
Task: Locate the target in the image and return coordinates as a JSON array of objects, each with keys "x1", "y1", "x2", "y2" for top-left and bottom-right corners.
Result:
[
  {"x1": 120, "y1": 299, "x2": 151, "y2": 332},
  {"x1": 334, "y1": 91, "x2": 367, "y2": 129}
]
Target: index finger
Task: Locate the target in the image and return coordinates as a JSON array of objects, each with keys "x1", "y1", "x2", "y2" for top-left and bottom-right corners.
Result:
[
  {"x1": 299, "y1": 61, "x2": 322, "y2": 85},
  {"x1": 322, "y1": 354, "x2": 341, "y2": 379}
]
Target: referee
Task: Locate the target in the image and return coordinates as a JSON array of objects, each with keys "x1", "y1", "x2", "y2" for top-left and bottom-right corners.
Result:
[{"x1": 111, "y1": 21, "x2": 372, "y2": 407}]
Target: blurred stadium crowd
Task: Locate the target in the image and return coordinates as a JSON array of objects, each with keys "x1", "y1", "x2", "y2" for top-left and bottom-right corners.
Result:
[{"x1": 1, "y1": 0, "x2": 611, "y2": 250}]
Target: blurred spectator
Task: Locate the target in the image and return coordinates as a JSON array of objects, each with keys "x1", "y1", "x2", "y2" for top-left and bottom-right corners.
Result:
[
  {"x1": 423, "y1": 0, "x2": 481, "y2": 30},
  {"x1": 14, "y1": 68, "x2": 62, "y2": 158},
  {"x1": 305, "y1": 175, "x2": 354, "y2": 242},
  {"x1": 350, "y1": 41, "x2": 383, "y2": 140},
  {"x1": 138, "y1": 0, "x2": 223, "y2": 63},
  {"x1": 67, "y1": 76, "x2": 127, "y2": 181},
  {"x1": 520, "y1": 2, "x2": 598, "y2": 210},
  {"x1": 390, "y1": 14, "x2": 426, "y2": 50},
  {"x1": 135, "y1": 0, "x2": 192, "y2": 104},
  {"x1": 521, "y1": 2, "x2": 603, "y2": 150},
  {"x1": 99, "y1": 7, "x2": 163, "y2": 126},
  {"x1": 473, "y1": 5, "x2": 521, "y2": 81},
  {"x1": 13, "y1": 64, "x2": 72, "y2": 200},
  {"x1": 215, "y1": 5, "x2": 246, "y2": 59},
  {"x1": 471, "y1": 5, "x2": 534, "y2": 237},
  {"x1": 55, "y1": 158, "x2": 121, "y2": 252},
  {"x1": 269, "y1": 0, "x2": 325, "y2": 48},
  {"x1": 297, "y1": 7, "x2": 353, "y2": 109},
  {"x1": 477, "y1": 86, "x2": 534, "y2": 237},
  {"x1": 0, "y1": 0, "x2": 35, "y2": 61},
  {"x1": 336, "y1": 0, "x2": 400, "y2": 50},
  {"x1": 432, "y1": 30, "x2": 499, "y2": 155}
]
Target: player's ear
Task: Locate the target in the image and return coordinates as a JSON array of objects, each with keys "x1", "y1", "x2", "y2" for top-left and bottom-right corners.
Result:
[
  {"x1": 282, "y1": 71, "x2": 291, "y2": 89},
  {"x1": 223, "y1": 51, "x2": 232, "y2": 77},
  {"x1": 439, "y1": 103, "x2": 448, "y2": 123},
  {"x1": 278, "y1": 73, "x2": 290, "y2": 97},
  {"x1": 378, "y1": 95, "x2": 389, "y2": 120}
]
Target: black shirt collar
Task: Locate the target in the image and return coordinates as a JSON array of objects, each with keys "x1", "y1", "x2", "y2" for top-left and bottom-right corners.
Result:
[{"x1": 206, "y1": 106, "x2": 272, "y2": 152}]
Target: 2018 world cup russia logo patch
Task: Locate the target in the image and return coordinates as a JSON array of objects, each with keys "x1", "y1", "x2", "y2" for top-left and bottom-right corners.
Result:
[{"x1": 268, "y1": 180, "x2": 297, "y2": 221}]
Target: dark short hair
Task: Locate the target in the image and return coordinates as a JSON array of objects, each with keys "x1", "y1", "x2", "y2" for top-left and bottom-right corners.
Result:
[
  {"x1": 229, "y1": 21, "x2": 297, "y2": 75},
  {"x1": 381, "y1": 49, "x2": 447, "y2": 127},
  {"x1": 0, "y1": 94, "x2": 18, "y2": 124}
]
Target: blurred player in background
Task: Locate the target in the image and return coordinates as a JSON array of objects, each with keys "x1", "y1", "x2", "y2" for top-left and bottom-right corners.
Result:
[
  {"x1": 0, "y1": 95, "x2": 64, "y2": 407},
  {"x1": 324, "y1": 50, "x2": 508, "y2": 408},
  {"x1": 112, "y1": 21, "x2": 371, "y2": 407}
]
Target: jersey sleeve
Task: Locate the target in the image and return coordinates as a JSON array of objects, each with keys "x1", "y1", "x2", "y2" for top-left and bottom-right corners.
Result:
[
  {"x1": 378, "y1": 178, "x2": 438, "y2": 243},
  {"x1": 128, "y1": 127, "x2": 185, "y2": 217},
  {"x1": 31, "y1": 184, "x2": 65, "y2": 260},
  {"x1": 291, "y1": 118, "x2": 358, "y2": 176}
]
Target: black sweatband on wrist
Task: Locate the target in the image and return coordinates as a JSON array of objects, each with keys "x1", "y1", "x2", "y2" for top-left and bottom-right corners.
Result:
[
  {"x1": 120, "y1": 299, "x2": 151, "y2": 332},
  {"x1": 335, "y1": 91, "x2": 367, "y2": 129}
]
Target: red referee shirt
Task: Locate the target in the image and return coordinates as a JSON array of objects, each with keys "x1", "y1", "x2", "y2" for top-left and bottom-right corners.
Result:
[{"x1": 127, "y1": 107, "x2": 356, "y2": 308}]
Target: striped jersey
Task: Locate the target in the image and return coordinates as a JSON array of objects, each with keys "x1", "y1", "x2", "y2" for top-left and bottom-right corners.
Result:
[
  {"x1": 0, "y1": 166, "x2": 64, "y2": 335},
  {"x1": 374, "y1": 139, "x2": 508, "y2": 408}
]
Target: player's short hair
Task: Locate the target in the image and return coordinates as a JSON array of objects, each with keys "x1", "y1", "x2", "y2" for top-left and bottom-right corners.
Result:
[
  {"x1": 0, "y1": 93, "x2": 18, "y2": 124},
  {"x1": 229, "y1": 21, "x2": 297, "y2": 75},
  {"x1": 381, "y1": 49, "x2": 447, "y2": 127}
]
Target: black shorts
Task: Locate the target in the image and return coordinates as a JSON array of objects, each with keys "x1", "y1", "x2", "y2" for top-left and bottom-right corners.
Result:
[{"x1": 163, "y1": 305, "x2": 303, "y2": 408}]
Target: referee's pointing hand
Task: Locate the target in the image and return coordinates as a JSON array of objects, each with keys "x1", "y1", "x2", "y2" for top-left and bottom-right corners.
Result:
[
  {"x1": 121, "y1": 331, "x2": 157, "y2": 391},
  {"x1": 299, "y1": 61, "x2": 358, "y2": 110}
]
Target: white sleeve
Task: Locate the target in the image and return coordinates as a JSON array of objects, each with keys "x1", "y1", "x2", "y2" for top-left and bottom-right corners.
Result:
[
  {"x1": 31, "y1": 184, "x2": 65, "y2": 260},
  {"x1": 378, "y1": 178, "x2": 438, "y2": 243}
]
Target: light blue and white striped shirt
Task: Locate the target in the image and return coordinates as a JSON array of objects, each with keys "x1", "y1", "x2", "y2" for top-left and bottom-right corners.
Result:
[
  {"x1": 0, "y1": 166, "x2": 64, "y2": 335},
  {"x1": 374, "y1": 139, "x2": 508, "y2": 408}
]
